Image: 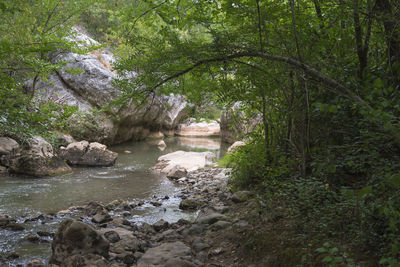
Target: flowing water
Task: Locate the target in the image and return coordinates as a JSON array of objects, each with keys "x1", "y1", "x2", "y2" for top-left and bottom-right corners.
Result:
[{"x1": 0, "y1": 136, "x2": 228, "y2": 266}]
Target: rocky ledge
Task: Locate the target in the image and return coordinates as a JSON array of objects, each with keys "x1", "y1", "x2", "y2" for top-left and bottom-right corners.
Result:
[{"x1": 175, "y1": 118, "x2": 220, "y2": 137}]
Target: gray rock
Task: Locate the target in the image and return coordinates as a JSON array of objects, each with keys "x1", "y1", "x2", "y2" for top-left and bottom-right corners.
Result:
[
  {"x1": 60, "y1": 141, "x2": 118, "y2": 166},
  {"x1": 179, "y1": 199, "x2": 204, "y2": 210},
  {"x1": 188, "y1": 224, "x2": 204, "y2": 235},
  {"x1": 153, "y1": 219, "x2": 169, "y2": 232},
  {"x1": 49, "y1": 219, "x2": 109, "y2": 265},
  {"x1": 7, "y1": 223, "x2": 25, "y2": 231},
  {"x1": 153, "y1": 151, "x2": 215, "y2": 173},
  {"x1": 26, "y1": 259, "x2": 46, "y2": 267},
  {"x1": 62, "y1": 254, "x2": 108, "y2": 267},
  {"x1": 30, "y1": 29, "x2": 188, "y2": 145},
  {"x1": 211, "y1": 220, "x2": 231, "y2": 231},
  {"x1": 231, "y1": 191, "x2": 251, "y2": 203},
  {"x1": 92, "y1": 211, "x2": 111, "y2": 224},
  {"x1": 196, "y1": 213, "x2": 225, "y2": 225},
  {"x1": 140, "y1": 222, "x2": 156, "y2": 234},
  {"x1": 0, "y1": 137, "x2": 19, "y2": 157},
  {"x1": 0, "y1": 215, "x2": 15, "y2": 228},
  {"x1": 138, "y1": 241, "x2": 195, "y2": 267},
  {"x1": 56, "y1": 134, "x2": 75, "y2": 147},
  {"x1": 85, "y1": 201, "x2": 105, "y2": 216},
  {"x1": 104, "y1": 231, "x2": 120, "y2": 243},
  {"x1": 192, "y1": 240, "x2": 209, "y2": 253},
  {"x1": 9, "y1": 136, "x2": 71, "y2": 177},
  {"x1": 133, "y1": 251, "x2": 144, "y2": 260},
  {"x1": 167, "y1": 165, "x2": 188, "y2": 179}
]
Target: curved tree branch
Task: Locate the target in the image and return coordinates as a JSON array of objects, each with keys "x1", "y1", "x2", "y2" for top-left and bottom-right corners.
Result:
[{"x1": 153, "y1": 51, "x2": 364, "y2": 103}]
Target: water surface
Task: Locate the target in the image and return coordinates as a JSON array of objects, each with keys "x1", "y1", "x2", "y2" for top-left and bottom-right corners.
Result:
[{"x1": 0, "y1": 136, "x2": 228, "y2": 265}]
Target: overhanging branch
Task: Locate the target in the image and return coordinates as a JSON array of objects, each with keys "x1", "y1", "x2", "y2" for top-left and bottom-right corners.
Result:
[{"x1": 153, "y1": 51, "x2": 364, "y2": 103}]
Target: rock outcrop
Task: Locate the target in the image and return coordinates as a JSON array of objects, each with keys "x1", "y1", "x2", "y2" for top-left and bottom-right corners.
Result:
[
  {"x1": 60, "y1": 141, "x2": 118, "y2": 166},
  {"x1": 175, "y1": 119, "x2": 220, "y2": 137},
  {"x1": 8, "y1": 136, "x2": 71, "y2": 177},
  {"x1": 0, "y1": 137, "x2": 20, "y2": 175},
  {"x1": 153, "y1": 151, "x2": 215, "y2": 173},
  {"x1": 220, "y1": 102, "x2": 262, "y2": 143},
  {"x1": 226, "y1": 141, "x2": 245, "y2": 154},
  {"x1": 49, "y1": 219, "x2": 109, "y2": 265},
  {"x1": 31, "y1": 28, "x2": 187, "y2": 145}
]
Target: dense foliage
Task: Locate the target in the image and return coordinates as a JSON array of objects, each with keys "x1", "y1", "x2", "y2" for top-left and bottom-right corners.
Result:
[
  {"x1": 109, "y1": 0, "x2": 400, "y2": 264},
  {"x1": 0, "y1": 0, "x2": 93, "y2": 141}
]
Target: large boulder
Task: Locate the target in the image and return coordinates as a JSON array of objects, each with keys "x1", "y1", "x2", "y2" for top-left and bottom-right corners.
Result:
[
  {"x1": 153, "y1": 151, "x2": 215, "y2": 173},
  {"x1": 220, "y1": 102, "x2": 262, "y2": 143},
  {"x1": 49, "y1": 219, "x2": 109, "y2": 265},
  {"x1": 9, "y1": 136, "x2": 71, "y2": 177},
  {"x1": 0, "y1": 137, "x2": 20, "y2": 172},
  {"x1": 0, "y1": 137, "x2": 20, "y2": 157},
  {"x1": 175, "y1": 119, "x2": 220, "y2": 137},
  {"x1": 31, "y1": 28, "x2": 187, "y2": 145},
  {"x1": 60, "y1": 141, "x2": 118, "y2": 166},
  {"x1": 138, "y1": 241, "x2": 196, "y2": 267}
]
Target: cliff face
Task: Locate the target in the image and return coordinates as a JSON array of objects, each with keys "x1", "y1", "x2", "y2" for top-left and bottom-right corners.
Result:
[{"x1": 31, "y1": 27, "x2": 187, "y2": 145}]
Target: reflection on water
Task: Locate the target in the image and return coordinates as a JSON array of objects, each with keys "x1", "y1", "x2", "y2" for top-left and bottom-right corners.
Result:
[
  {"x1": 0, "y1": 137, "x2": 228, "y2": 216},
  {"x1": 0, "y1": 137, "x2": 228, "y2": 265}
]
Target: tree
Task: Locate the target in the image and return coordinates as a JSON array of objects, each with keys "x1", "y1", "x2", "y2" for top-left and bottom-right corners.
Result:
[
  {"x1": 0, "y1": 0, "x2": 94, "y2": 138},
  {"x1": 113, "y1": 0, "x2": 400, "y2": 262}
]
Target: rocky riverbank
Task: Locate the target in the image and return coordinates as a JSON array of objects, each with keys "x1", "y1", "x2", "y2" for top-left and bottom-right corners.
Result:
[{"x1": 0, "y1": 165, "x2": 262, "y2": 267}]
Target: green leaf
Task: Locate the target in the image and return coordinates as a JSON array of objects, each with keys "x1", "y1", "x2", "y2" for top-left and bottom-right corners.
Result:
[
  {"x1": 322, "y1": 255, "x2": 333, "y2": 263},
  {"x1": 357, "y1": 186, "x2": 372, "y2": 198}
]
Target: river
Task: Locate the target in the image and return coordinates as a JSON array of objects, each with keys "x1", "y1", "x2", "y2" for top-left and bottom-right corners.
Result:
[{"x1": 0, "y1": 136, "x2": 228, "y2": 266}]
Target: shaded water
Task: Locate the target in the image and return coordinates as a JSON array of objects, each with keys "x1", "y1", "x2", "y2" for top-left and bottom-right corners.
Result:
[{"x1": 0, "y1": 137, "x2": 228, "y2": 265}]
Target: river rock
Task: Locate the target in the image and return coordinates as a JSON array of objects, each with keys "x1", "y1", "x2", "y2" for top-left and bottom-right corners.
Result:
[
  {"x1": 0, "y1": 166, "x2": 7, "y2": 175},
  {"x1": 104, "y1": 230, "x2": 121, "y2": 243},
  {"x1": 175, "y1": 119, "x2": 220, "y2": 137},
  {"x1": 9, "y1": 136, "x2": 72, "y2": 177},
  {"x1": 138, "y1": 241, "x2": 196, "y2": 267},
  {"x1": 0, "y1": 214, "x2": 15, "y2": 228},
  {"x1": 31, "y1": 28, "x2": 187, "y2": 145},
  {"x1": 179, "y1": 199, "x2": 204, "y2": 210},
  {"x1": 196, "y1": 212, "x2": 225, "y2": 225},
  {"x1": 167, "y1": 165, "x2": 187, "y2": 179},
  {"x1": 92, "y1": 211, "x2": 112, "y2": 224},
  {"x1": 157, "y1": 140, "x2": 167, "y2": 147},
  {"x1": 60, "y1": 141, "x2": 118, "y2": 166},
  {"x1": 220, "y1": 102, "x2": 262, "y2": 143},
  {"x1": 62, "y1": 254, "x2": 108, "y2": 267},
  {"x1": 227, "y1": 141, "x2": 245, "y2": 154},
  {"x1": 153, "y1": 219, "x2": 169, "y2": 232},
  {"x1": 153, "y1": 151, "x2": 215, "y2": 173},
  {"x1": 26, "y1": 259, "x2": 46, "y2": 267},
  {"x1": 49, "y1": 219, "x2": 109, "y2": 265},
  {"x1": 85, "y1": 201, "x2": 105, "y2": 215}
]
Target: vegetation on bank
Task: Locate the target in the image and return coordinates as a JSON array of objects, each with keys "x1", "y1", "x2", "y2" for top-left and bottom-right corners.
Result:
[{"x1": 1, "y1": 0, "x2": 400, "y2": 265}]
